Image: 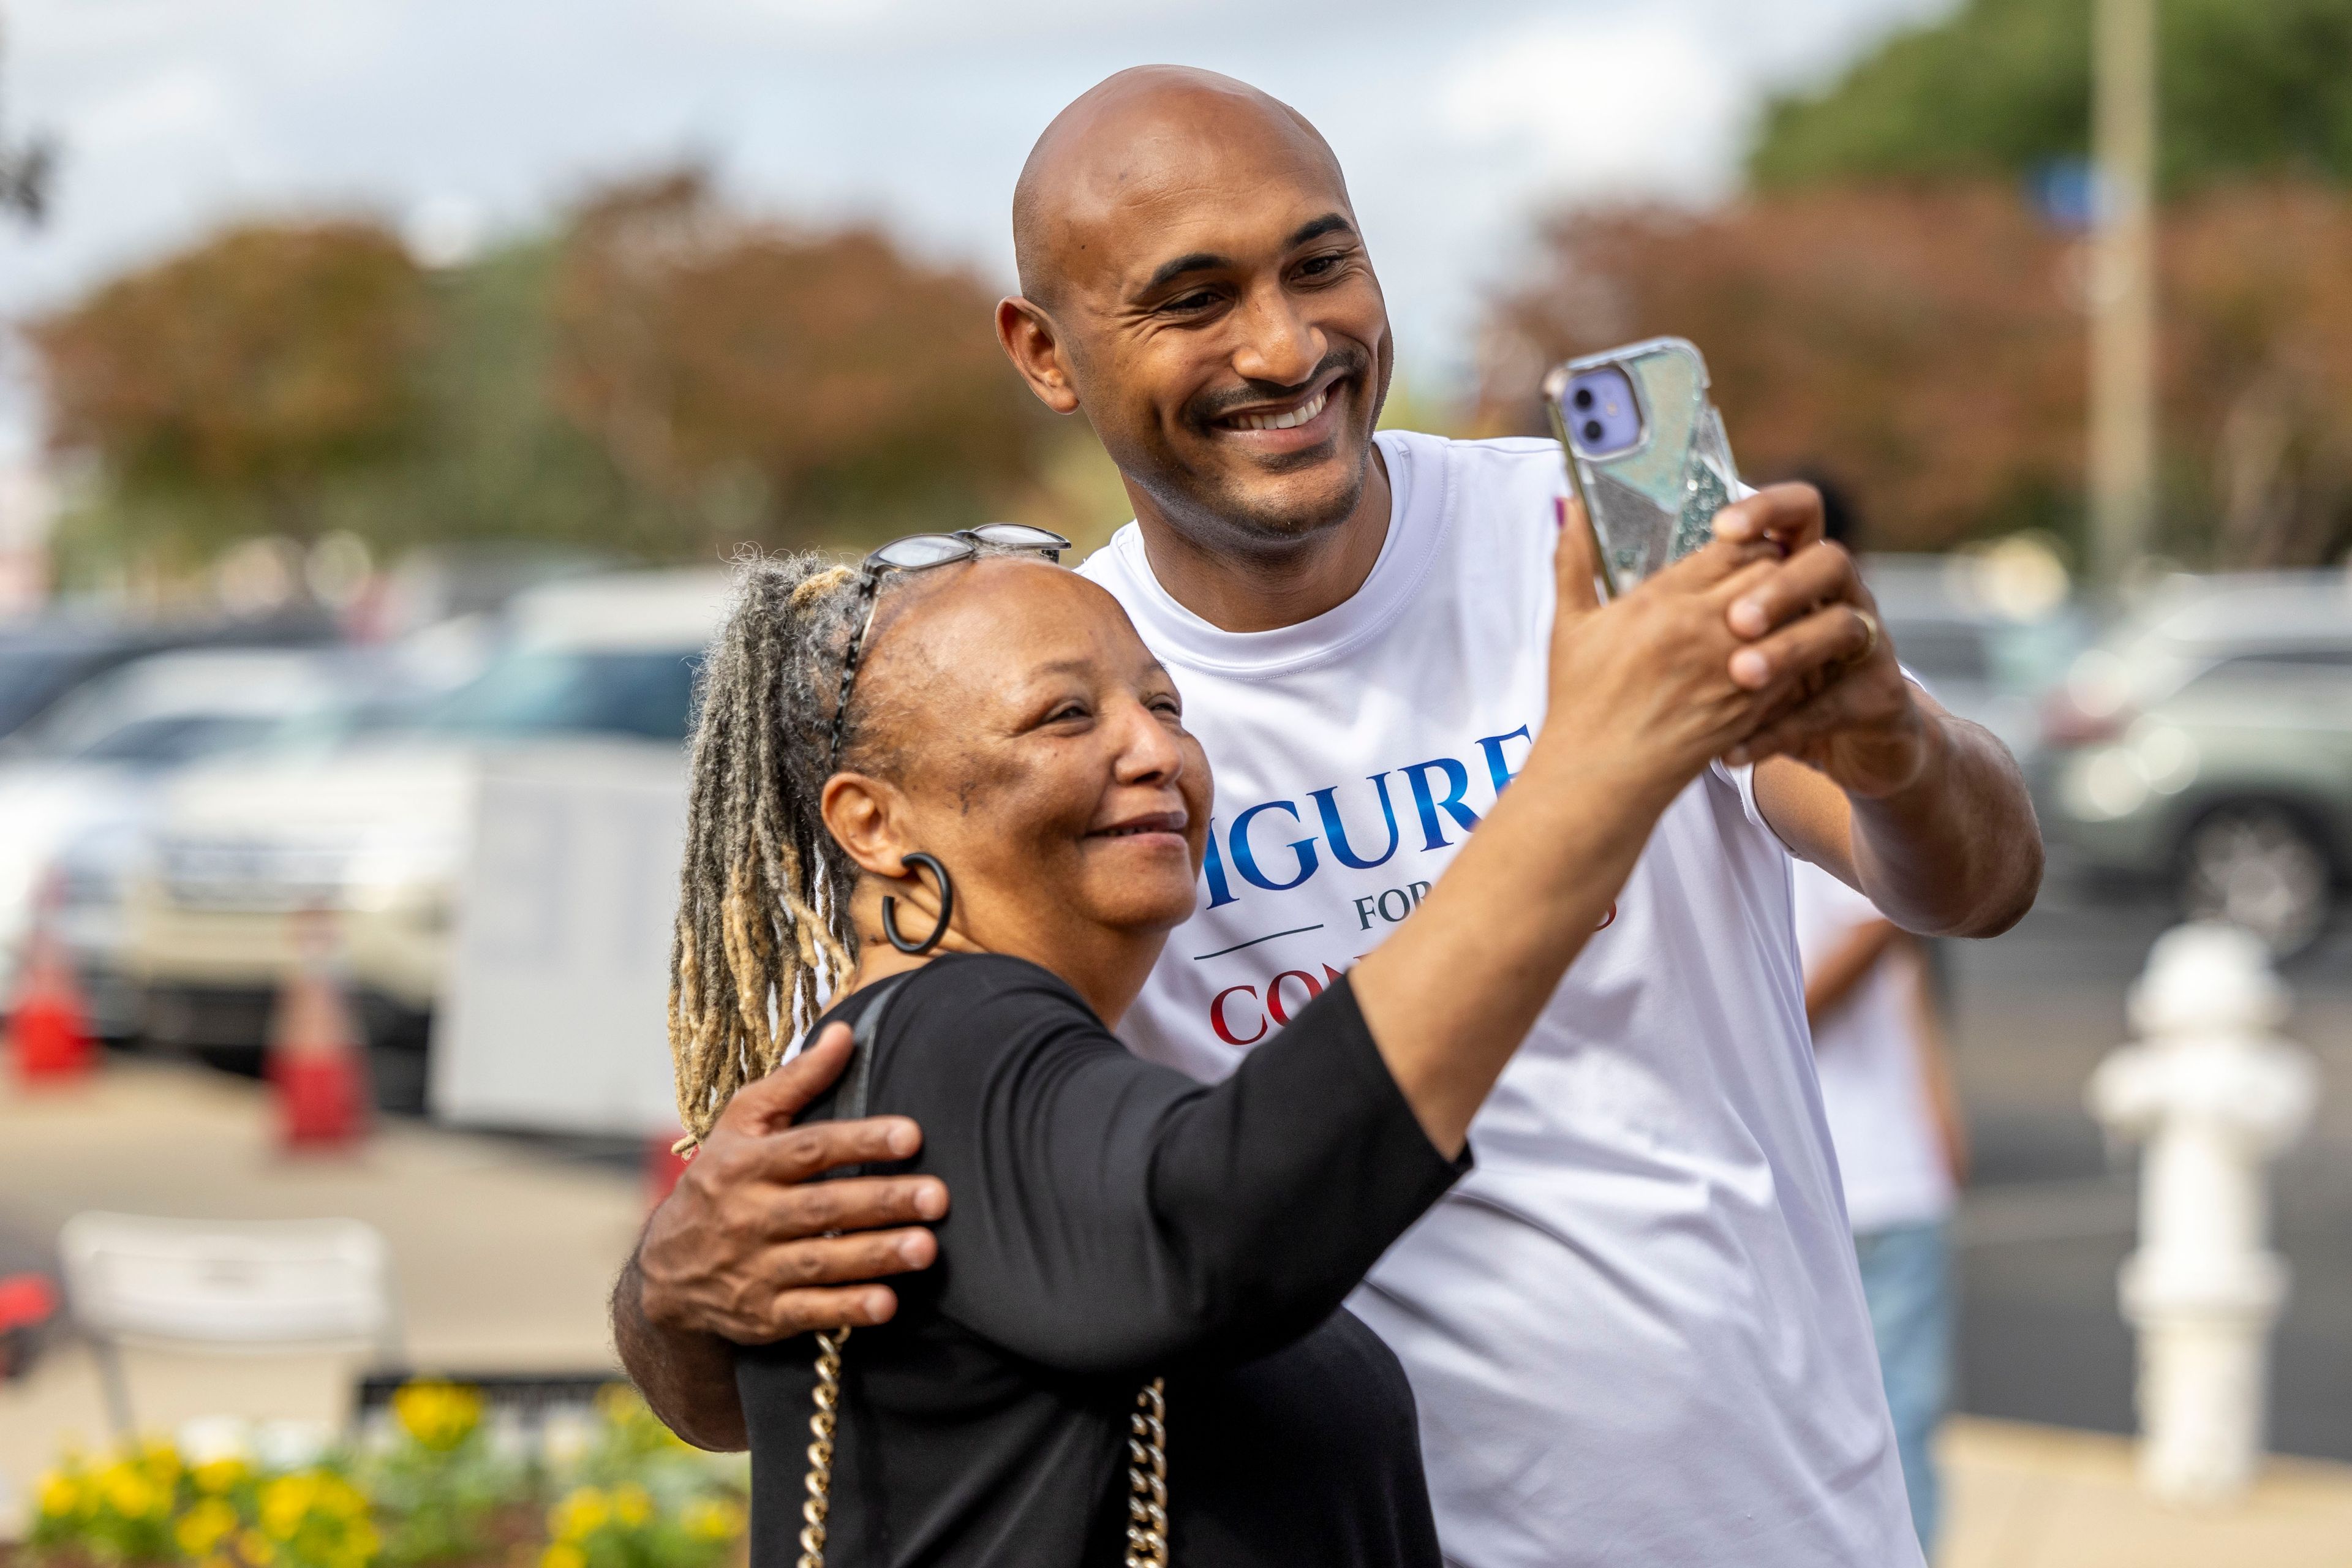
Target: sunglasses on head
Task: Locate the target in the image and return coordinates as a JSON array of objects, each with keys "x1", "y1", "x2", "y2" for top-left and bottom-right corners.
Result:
[{"x1": 826, "y1": 524, "x2": 1074, "y2": 772}]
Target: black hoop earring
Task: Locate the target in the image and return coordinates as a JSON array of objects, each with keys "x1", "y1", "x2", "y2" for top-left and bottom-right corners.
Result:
[{"x1": 881, "y1": 852, "x2": 956, "y2": 956}]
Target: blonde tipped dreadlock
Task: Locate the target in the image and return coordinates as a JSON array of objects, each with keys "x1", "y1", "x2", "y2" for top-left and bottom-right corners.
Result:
[
  {"x1": 669, "y1": 541, "x2": 1039, "y2": 1147},
  {"x1": 668, "y1": 553, "x2": 873, "y2": 1148}
]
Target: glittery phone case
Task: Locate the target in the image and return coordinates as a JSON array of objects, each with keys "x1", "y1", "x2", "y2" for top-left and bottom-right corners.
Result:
[{"x1": 1542, "y1": 336, "x2": 1741, "y2": 597}]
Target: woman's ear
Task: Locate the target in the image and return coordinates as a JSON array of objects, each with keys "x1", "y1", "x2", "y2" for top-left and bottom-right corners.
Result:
[{"x1": 821, "y1": 772, "x2": 913, "y2": 880}]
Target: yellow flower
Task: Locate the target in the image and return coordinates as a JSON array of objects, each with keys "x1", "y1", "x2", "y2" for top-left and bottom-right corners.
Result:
[
  {"x1": 36, "y1": 1469, "x2": 82, "y2": 1519},
  {"x1": 261, "y1": 1473, "x2": 319, "y2": 1539},
  {"x1": 99, "y1": 1462, "x2": 161, "y2": 1518},
  {"x1": 239, "y1": 1528, "x2": 279, "y2": 1566},
  {"x1": 680, "y1": 1498, "x2": 744, "y2": 1542},
  {"x1": 391, "y1": 1381, "x2": 484, "y2": 1452},
  {"x1": 315, "y1": 1474, "x2": 369, "y2": 1520},
  {"x1": 138, "y1": 1439, "x2": 184, "y2": 1486},
  {"x1": 193, "y1": 1457, "x2": 252, "y2": 1494},
  {"x1": 324, "y1": 1527, "x2": 380, "y2": 1568},
  {"x1": 550, "y1": 1488, "x2": 609, "y2": 1542},
  {"x1": 594, "y1": 1384, "x2": 688, "y2": 1452},
  {"x1": 541, "y1": 1544, "x2": 587, "y2": 1568},
  {"x1": 610, "y1": 1485, "x2": 652, "y2": 1528},
  {"x1": 177, "y1": 1498, "x2": 241, "y2": 1557}
]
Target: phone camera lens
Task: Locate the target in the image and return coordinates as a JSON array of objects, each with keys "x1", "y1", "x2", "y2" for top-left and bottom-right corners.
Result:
[
  {"x1": 1581, "y1": 419, "x2": 1604, "y2": 443},
  {"x1": 1572, "y1": 388, "x2": 1594, "y2": 410}
]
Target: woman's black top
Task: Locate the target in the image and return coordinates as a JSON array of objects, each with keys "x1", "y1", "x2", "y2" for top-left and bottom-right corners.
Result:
[{"x1": 735, "y1": 953, "x2": 1466, "y2": 1568}]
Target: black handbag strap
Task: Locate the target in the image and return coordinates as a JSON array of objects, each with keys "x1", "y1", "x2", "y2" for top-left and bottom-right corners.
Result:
[
  {"x1": 798, "y1": 972, "x2": 914, "y2": 1567},
  {"x1": 817, "y1": 973, "x2": 910, "y2": 1179}
]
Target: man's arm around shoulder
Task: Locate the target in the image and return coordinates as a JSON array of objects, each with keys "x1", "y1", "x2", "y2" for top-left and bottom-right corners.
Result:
[{"x1": 614, "y1": 1025, "x2": 948, "y2": 1450}]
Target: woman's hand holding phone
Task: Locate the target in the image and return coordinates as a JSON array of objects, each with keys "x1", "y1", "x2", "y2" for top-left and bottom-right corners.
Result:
[
  {"x1": 1542, "y1": 492, "x2": 1858, "y2": 811},
  {"x1": 1351, "y1": 496, "x2": 1896, "y2": 1153}
]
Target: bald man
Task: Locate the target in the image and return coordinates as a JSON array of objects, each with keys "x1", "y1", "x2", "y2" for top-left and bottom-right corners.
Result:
[{"x1": 620, "y1": 67, "x2": 2041, "y2": 1566}]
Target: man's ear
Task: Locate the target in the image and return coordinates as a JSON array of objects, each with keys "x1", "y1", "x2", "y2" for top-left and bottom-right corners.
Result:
[
  {"x1": 996, "y1": 296, "x2": 1082, "y2": 415},
  {"x1": 821, "y1": 772, "x2": 913, "y2": 881}
]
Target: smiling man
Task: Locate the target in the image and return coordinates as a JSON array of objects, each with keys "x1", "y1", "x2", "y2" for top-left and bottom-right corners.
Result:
[{"x1": 618, "y1": 66, "x2": 2042, "y2": 1566}]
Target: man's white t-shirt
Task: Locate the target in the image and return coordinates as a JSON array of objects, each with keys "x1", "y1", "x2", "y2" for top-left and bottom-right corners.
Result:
[
  {"x1": 1079, "y1": 430, "x2": 1921, "y2": 1568},
  {"x1": 1791, "y1": 859, "x2": 1958, "y2": 1237}
]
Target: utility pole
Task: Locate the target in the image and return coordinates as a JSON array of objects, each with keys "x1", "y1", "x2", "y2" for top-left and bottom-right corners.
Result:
[
  {"x1": 2089, "y1": 0, "x2": 2157, "y2": 589},
  {"x1": 0, "y1": 10, "x2": 55, "y2": 227}
]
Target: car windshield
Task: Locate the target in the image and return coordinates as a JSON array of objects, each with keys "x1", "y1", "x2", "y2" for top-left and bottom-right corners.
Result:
[
  {"x1": 417, "y1": 648, "x2": 702, "y2": 743},
  {"x1": 0, "y1": 647, "x2": 421, "y2": 769},
  {"x1": 0, "y1": 644, "x2": 116, "y2": 739},
  {"x1": 2183, "y1": 644, "x2": 2352, "y2": 687},
  {"x1": 1984, "y1": 613, "x2": 2091, "y2": 696},
  {"x1": 1885, "y1": 613, "x2": 2086, "y2": 696},
  {"x1": 1884, "y1": 622, "x2": 1991, "y2": 685},
  {"x1": 70, "y1": 712, "x2": 284, "y2": 766}
]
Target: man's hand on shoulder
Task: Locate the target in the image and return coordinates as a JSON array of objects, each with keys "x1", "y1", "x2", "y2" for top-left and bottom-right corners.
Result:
[
  {"x1": 614, "y1": 1024, "x2": 949, "y2": 1450},
  {"x1": 640, "y1": 1023, "x2": 949, "y2": 1342}
]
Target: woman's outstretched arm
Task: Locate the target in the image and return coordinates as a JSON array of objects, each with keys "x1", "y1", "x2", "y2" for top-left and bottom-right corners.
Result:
[
  {"x1": 1351, "y1": 491, "x2": 1860, "y2": 1155},
  {"x1": 866, "y1": 956, "x2": 1458, "y2": 1377}
]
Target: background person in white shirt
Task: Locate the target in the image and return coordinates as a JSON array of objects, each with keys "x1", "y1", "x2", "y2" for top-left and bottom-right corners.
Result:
[
  {"x1": 618, "y1": 66, "x2": 2044, "y2": 1566},
  {"x1": 1795, "y1": 856, "x2": 1972, "y2": 1558},
  {"x1": 1790, "y1": 483, "x2": 1973, "y2": 1558}
]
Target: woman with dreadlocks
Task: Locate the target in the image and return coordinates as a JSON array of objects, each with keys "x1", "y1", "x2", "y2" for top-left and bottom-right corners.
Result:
[{"x1": 666, "y1": 520, "x2": 1796, "y2": 1568}]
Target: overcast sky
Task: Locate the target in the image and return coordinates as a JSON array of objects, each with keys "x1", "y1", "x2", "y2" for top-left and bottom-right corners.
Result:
[{"x1": 0, "y1": 0, "x2": 1951, "y2": 461}]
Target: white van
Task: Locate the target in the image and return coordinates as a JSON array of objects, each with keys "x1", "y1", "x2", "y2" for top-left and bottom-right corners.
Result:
[{"x1": 123, "y1": 569, "x2": 729, "y2": 1073}]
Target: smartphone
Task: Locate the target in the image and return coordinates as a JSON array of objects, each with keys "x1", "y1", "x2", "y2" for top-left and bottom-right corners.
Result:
[{"x1": 1542, "y1": 336, "x2": 1741, "y2": 597}]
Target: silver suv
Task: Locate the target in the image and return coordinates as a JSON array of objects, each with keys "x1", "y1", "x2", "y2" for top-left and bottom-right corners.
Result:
[{"x1": 2035, "y1": 572, "x2": 2352, "y2": 954}]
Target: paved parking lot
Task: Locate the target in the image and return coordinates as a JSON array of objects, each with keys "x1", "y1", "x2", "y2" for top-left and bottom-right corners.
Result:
[
  {"x1": 1947, "y1": 888, "x2": 2352, "y2": 1461},
  {"x1": 0, "y1": 1059, "x2": 644, "y2": 1528},
  {"x1": 4, "y1": 880, "x2": 2349, "y2": 1559}
]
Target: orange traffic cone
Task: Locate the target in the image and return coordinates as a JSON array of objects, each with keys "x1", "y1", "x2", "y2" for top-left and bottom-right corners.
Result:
[
  {"x1": 644, "y1": 1131, "x2": 692, "y2": 1210},
  {"x1": 266, "y1": 907, "x2": 372, "y2": 1151},
  {"x1": 7, "y1": 876, "x2": 96, "y2": 1087},
  {"x1": 0, "y1": 1272, "x2": 59, "y2": 1381}
]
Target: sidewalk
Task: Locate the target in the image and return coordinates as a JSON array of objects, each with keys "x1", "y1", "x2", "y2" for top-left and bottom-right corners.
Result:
[
  {"x1": 1941, "y1": 1417, "x2": 2352, "y2": 1567},
  {"x1": 0, "y1": 1057, "x2": 646, "y2": 1529},
  {"x1": 6, "y1": 1058, "x2": 2352, "y2": 1565}
]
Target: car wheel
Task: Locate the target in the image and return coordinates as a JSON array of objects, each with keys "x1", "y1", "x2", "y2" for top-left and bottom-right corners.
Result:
[{"x1": 2175, "y1": 802, "x2": 2335, "y2": 956}]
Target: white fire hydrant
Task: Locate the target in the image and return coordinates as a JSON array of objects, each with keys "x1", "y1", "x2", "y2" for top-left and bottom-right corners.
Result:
[{"x1": 2086, "y1": 922, "x2": 2318, "y2": 1503}]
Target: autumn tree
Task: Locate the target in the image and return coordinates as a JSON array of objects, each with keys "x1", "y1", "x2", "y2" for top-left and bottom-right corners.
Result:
[
  {"x1": 32, "y1": 221, "x2": 429, "y2": 566},
  {"x1": 2166, "y1": 184, "x2": 2352, "y2": 566},
  {"x1": 26, "y1": 169, "x2": 1117, "y2": 582},
  {"x1": 1679, "y1": 0, "x2": 2352, "y2": 565},
  {"x1": 547, "y1": 170, "x2": 1054, "y2": 552},
  {"x1": 1751, "y1": 0, "x2": 2352, "y2": 194},
  {"x1": 1476, "y1": 187, "x2": 2085, "y2": 553},
  {"x1": 377, "y1": 234, "x2": 662, "y2": 559},
  {"x1": 1476, "y1": 183, "x2": 2352, "y2": 567}
]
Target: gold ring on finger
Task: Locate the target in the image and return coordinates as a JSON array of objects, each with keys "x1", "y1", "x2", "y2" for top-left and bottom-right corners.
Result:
[{"x1": 1851, "y1": 608, "x2": 1880, "y2": 665}]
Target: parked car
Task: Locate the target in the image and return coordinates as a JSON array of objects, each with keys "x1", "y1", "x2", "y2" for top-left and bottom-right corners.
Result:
[
  {"x1": 1861, "y1": 552, "x2": 2086, "y2": 766},
  {"x1": 0, "y1": 609, "x2": 339, "y2": 739},
  {"x1": 0, "y1": 647, "x2": 396, "y2": 1025},
  {"x1": 122, "y1": 568, "x2": 726, "y2": 1063},
  {"x1": 2035, "y1": 571, "x2": 2352, "y2": 954},
  {"x1": 48, "y1": 815, "x2": 151, "y2": 1041}
]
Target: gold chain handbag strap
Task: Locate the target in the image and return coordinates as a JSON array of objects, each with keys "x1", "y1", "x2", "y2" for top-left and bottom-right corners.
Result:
[
  {"x1": 796, "y1": 1326, "x2": 850, "y2": 1568},
  {"x1": 796, "y1": 1336, "x2": 1166, "y2": 1568},
  {"x1": 789, "y1": 979, "x2": 1170, "y2": 1567},
  {"x1": 1123, "y1": 1378, "x2": 1170, "y2": 1568}
]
